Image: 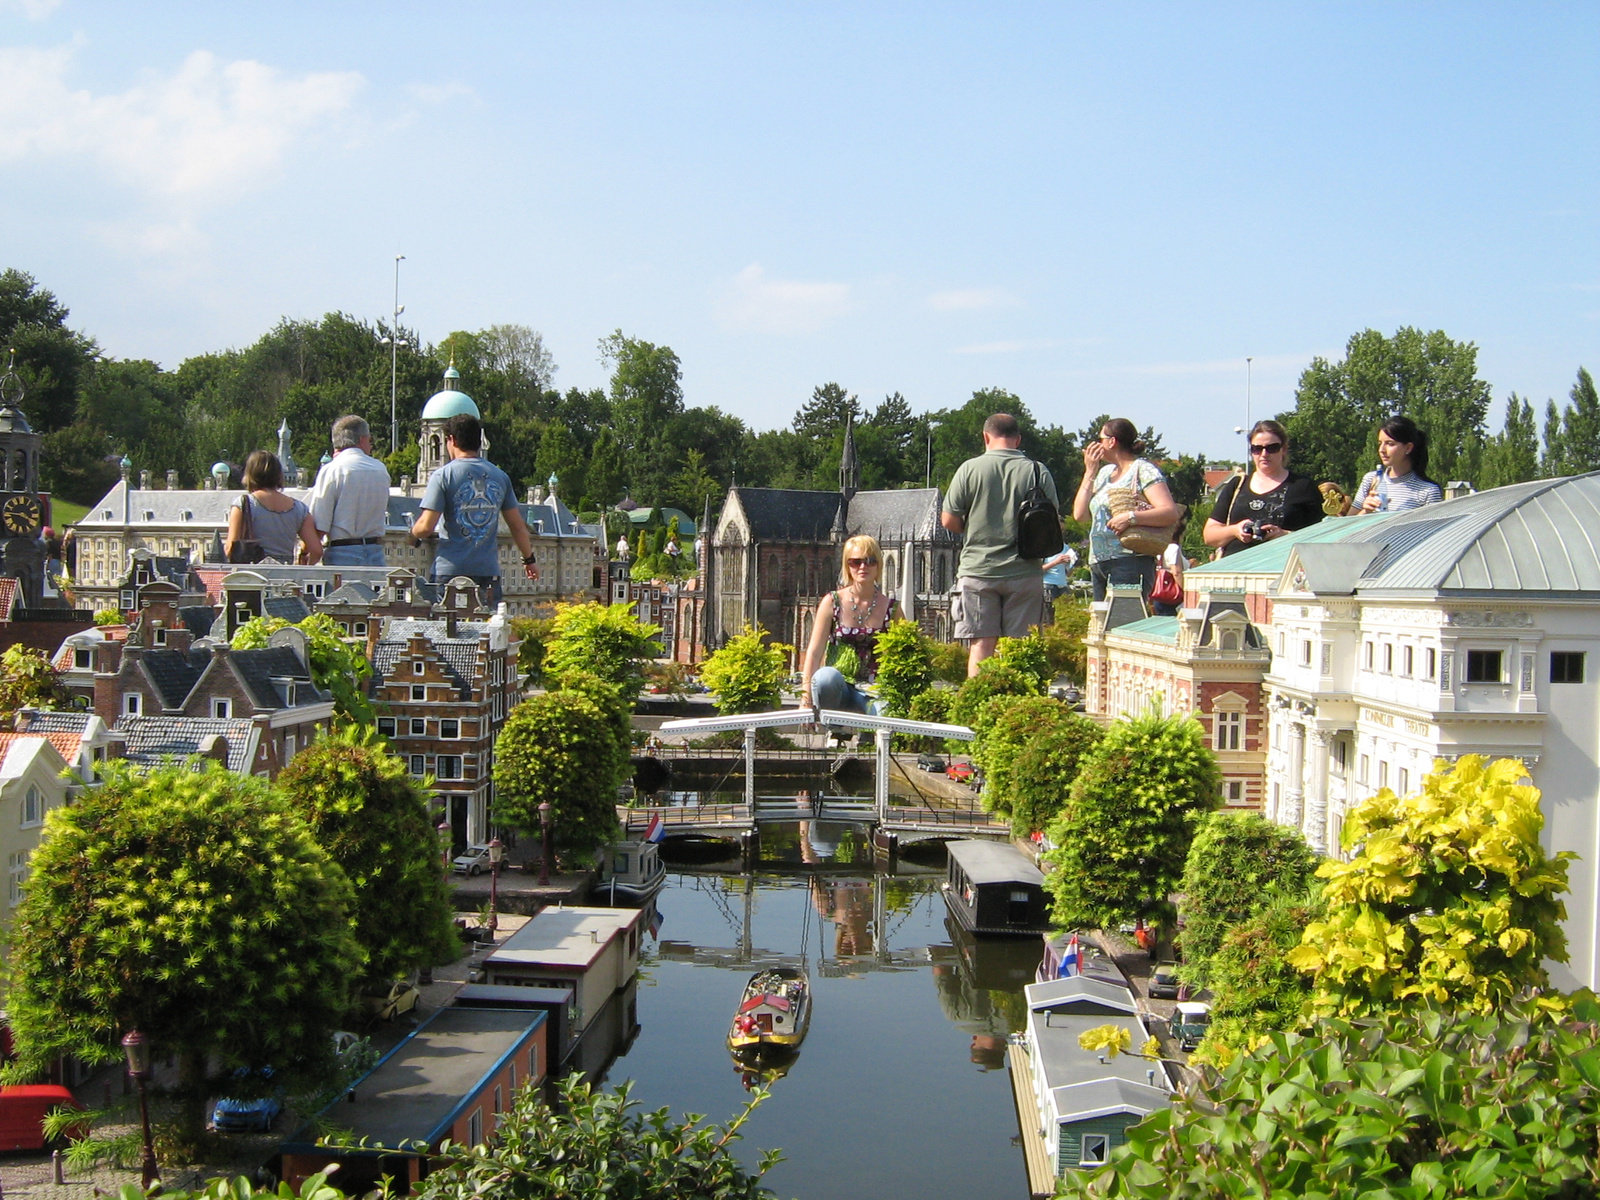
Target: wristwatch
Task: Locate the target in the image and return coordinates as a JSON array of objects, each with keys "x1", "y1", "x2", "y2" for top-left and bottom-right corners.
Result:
[{"x1": 522, "y1": 554, "x2": 537, "y2": 565}]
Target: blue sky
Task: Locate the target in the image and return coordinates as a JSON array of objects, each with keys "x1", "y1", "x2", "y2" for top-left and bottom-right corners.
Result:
[{"x1": 2, "y1": 2, "x2": 1596, "y2": 459}]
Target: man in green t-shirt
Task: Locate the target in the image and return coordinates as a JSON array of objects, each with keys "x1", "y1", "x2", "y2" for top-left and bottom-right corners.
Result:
[{"x1": 940, "y1": 413, "x2": 1058, "y2": 676}]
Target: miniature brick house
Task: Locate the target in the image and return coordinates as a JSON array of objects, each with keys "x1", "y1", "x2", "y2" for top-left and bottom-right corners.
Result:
[{"x1": 369, "y1": 585, "x2": 521, "y2": 851}]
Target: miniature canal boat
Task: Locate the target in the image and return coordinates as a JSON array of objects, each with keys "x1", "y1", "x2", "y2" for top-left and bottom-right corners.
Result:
[
  {"x1": 728, "y1": 967, "x2": 812, "y2": 1051},
  {"x1": 942, "y1": 839, "x2": 1052, "y2": 937},
  {"x1": 597, "y1": 838, "x2": 668, "y2": 905}
]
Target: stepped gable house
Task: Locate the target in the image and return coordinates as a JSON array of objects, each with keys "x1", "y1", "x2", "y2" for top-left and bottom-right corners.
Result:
[
  {"x1": 369, "y1": 593, "x2": 520, "y2": 852},
  {"x1": 707, "y1": 422, "x2": 960, "y2": 654}
]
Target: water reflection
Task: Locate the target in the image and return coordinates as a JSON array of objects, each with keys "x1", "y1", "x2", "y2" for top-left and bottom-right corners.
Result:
[{"x1": 620, "y1": 833, "x2": 1041, "y2": 1199}]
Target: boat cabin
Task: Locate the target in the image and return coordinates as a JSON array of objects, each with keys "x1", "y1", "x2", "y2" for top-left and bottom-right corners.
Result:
[
  {"x1": 596, "y1": 839, "x2": 667, "y2": 905},
  {"x1": 942, "y1": 839, "x2": 1051, "y2": 936},
  {"x1": 453, "y1": 983, "x2": 579, "y2": 1064},
  {"x1": 480, "y1": 905, "x2": 645, "y2": 1043},
  {"x1": 280, "y1": 1007, "x2": 548, "y2": 1195}
]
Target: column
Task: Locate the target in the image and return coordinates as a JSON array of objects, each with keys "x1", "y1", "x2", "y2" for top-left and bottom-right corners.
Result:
[
  {"x1": 1305, "y1": 729, "x2": 1331, "y2": 855},
  {"x1": 1283, "y1": 722, "x2": 1306, "y2": 834}
]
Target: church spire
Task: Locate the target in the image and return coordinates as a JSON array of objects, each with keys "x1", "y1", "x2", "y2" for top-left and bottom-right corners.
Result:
[{"x1": 839, "y1": 415, "x2": 859, "y2": 502}]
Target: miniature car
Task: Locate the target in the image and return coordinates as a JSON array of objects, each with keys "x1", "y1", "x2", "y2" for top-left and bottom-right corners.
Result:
[
  {"x1": 364, "y1": 978, "x2": 421, "y2": 1021},
  {"x1": 1148, "y1": 962, "x2": 1182, "y2": 1000},
  {"x1": 917, "y1": 753, "x2": 947, "y2": 772},
  {"x1": 0, "y1": 1085, "x2": 86, "y2": 1151},
  {"x1": 211, "y1": 1068, "x2": 283, "y2": 1133},
  {"x1": 452, "y1": 845, "x2": 494, "y2": 876},
  {"x1": 946, "y1": 761, "x2": 975, "y2": 783},
  {"x1": 1172, "y1": 1001, "x2": 1211, "y2": 1051}
]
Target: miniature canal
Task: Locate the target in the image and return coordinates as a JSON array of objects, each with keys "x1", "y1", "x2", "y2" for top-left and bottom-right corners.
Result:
[{"x1": 609, "y1": 825, "x2": 1038, "y2": 1200}]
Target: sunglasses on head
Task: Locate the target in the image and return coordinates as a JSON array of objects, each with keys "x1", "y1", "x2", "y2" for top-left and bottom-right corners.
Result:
[
  {"x1": 1250, "y1": 441, "x2": 1284, "y2": 455},
  {"x1": 847, "y1": 557, "x2": 878, "y2": 568}
]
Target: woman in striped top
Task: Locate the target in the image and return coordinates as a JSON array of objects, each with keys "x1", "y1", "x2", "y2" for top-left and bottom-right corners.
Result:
[{"x1": 1354, "y1": 416, "x2": 1443, "y2": 513}]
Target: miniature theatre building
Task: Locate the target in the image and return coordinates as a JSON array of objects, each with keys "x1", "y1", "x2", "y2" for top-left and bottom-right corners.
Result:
[
  {"x1": 280, "y1": 1007, "x2": 547, "y2": 1194},
  {"x1": 478, "y1": 905, "x2": 645, "y2": 1061}
]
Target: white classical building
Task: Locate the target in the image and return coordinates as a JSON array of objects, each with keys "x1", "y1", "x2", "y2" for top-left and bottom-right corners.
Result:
[{"x1": 1256, "y1": 474, "x2": 1600, "y2": 991}]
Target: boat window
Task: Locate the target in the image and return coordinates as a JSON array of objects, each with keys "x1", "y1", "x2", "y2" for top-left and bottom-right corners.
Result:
[
  {"x1": 1008, "y1": 889, "x2": 1032, "y2": 925},
  {"x1": 1081, "y1": 1133, "x2": 1109, "y2": 1166},
  {"x1": 615, "y1": 853, "x2": 630, "y2": 874}
]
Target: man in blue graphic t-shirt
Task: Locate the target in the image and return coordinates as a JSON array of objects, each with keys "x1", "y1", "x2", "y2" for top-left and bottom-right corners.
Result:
[{"x1": 411, "y1": 414, "x2": 539, "y2": 606}]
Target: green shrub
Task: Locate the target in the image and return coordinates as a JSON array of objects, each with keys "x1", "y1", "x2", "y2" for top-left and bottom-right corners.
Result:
[
  {"x1": 1008, "y1": 711, "x2": 1103, "y2": 837},
  {"x1": 897, "y1": 688, "x2": 954, "y2": 753},
  {"x1": 701, "y1": 626, "x2": 790, "y2": 714},
  {"x1": 994, "y1": 632, "x2": 1051, "y2": 691},
  {"x1": 971, "y1": 695, "x2": 1071, "y2": 817},
  {"x1": 1195, "y1": 890, "x2": 1321, "y2": 1061},
  {"x1": 872, "y1": 619, "x2": 932, "y2": 717},
  {"x1": 927, "y1": 640, "x2": 968, "y2": 685}
]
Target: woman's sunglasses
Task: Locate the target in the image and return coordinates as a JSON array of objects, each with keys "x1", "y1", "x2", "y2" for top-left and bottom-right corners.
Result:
[
  {"x1": 847, "y1": 557, "x2": 878, "y2": 568},
  {"x1": 1250, "y1": 442, "x2": 1284, "y2": 455}
]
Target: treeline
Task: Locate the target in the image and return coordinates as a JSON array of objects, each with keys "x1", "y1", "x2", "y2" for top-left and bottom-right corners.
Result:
[
  {"x1": 1279, "y1": 326, "x2": 1600, "y2": 493},
  {"x1": 6, "y1": 268, "x2": 1591, "y2": 516}
]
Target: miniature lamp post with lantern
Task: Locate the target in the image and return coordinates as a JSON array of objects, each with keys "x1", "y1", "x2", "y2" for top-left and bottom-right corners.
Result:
[
  {"x1": 538, "y1": 801, "x2": 553, "y2": 886},
  {"x1": 487, "y1": 837, "x2": 504, "y2": 933},
  {"x1": 121, "y1": 1030, "x2": 160, "y2": 1190}
]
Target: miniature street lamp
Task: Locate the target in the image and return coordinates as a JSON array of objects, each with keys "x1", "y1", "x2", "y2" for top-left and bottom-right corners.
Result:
[
  {"x1": 487, "y1": 837, "x2": 504, "y2": 934},
  {"x1": 538, "y1": 801, "x2": 552, "y2": 886},
  {"x1": 121, "y1": 1030, "x2": 160, "y2": 1190}
]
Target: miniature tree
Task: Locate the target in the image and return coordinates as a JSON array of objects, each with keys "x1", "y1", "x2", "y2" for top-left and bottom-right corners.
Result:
[
  {"x1": 0, "y1": 643, "x2": 71, "y2": 727},
  {"x1": 1195, "y1": 890, "x2": 1321, "y2": 1061},
  {"x1": 700, "y1": 626, "x2": 790, "y2": 715},
  {"x1": 493, "y1": 690, "x2": 625, "y2": 859},
  {"x1": 1042, "y1": 707, "x2": 1220, "y2": 941},
  {"x1": 542, "y1": 602, "x2": 661, "y2": 701},
  {"x1": 1178, "y1": 811, "x2": 1320, "y2": 982},
  {"x1": 970, "y1": 694, "x2": 1071, "y2": 816},
  {"x1": 1006, "y1": 709, "x2": 1103, "y2": 837},
  {"x1": 4, "y1": 761, "x2": 361, "y2": 1141},
  {"x1": 1288, "y1": 755, "x2": 1572, "y2": 1017},
  {"x1": 868, "y1": 618, "x2": 931, "y2": 717},
  {"x1": 232, "y1": 612, "x2": 374, "y2": 724},
  {"x1": 276, "y1": 724, "x2": 459, "y2": 985}
]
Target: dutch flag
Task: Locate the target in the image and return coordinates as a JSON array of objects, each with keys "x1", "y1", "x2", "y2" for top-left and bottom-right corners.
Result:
[
  {"x1": 1058, "y1": 932, "x2": 1080, "y2": 978},
  {"x1": 644, "y1": 814, "x2": 666, "y2": 844}
]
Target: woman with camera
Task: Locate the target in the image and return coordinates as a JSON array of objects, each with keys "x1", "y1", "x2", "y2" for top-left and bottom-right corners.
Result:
[{"x1": 1205, "y1": 420, "x2": 1323, "y2": 558}]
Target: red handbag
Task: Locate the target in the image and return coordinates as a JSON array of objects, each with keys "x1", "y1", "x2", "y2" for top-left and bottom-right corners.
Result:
[{"x1": 1149, "y1": 566, "x2": 1181, "y2": 606}]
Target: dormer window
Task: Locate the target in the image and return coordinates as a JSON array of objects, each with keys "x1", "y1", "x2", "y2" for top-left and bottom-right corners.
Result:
[
  {"x1": 213, "y1": 699, "x2": 231, "y2": 719},
  {"x1": 102, "y1": 509, "x2": 114, "y2": 520},
  {"x1": 181, "y1": 510, "x2": 193, "y2": 521},
  {"x1": 73, "y1": 649, "x2": 93, "y2": 670},
  {"x1": 142, "y1": 510, "x2": 155, "y2": 521}
]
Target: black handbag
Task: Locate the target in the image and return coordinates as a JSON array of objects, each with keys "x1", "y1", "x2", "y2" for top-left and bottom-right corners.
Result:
[{"x1": 228, "y1": 495, "x2": 266, "y2": 564}]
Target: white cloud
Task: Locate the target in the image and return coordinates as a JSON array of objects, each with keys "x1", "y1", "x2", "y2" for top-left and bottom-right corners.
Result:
[
  {"x1": 928, "y1": 287, "x2": 1018, "y2": 312},
  {"x1": 715, "y1": 263, "x2": 854, "y2": 336},
  {"x1": 0, "y1": 0, "x2": 61, "y2": 19},
  {"x1": 0, "y1": 42, "x2": 364, "y2": 203}
]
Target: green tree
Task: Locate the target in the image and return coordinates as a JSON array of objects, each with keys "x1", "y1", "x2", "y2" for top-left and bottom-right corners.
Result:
[
  {"x1": 1177, "y1": 812, "x2": 1319, "y2": 982},
  {"x1": 1007, "y1": 710, "x2": 1103, "y2": 838},
  {"x1": 700, "y1": 626, "x2": 789, "y2": 715},
  {"x1": 1477, "y1": 394, "x2": 1541, "y2": 490},
  {"x1": 948, "y1": 658, "x2": 1040, "y2": 732},
  {"x1": 232, "y1": 613, "x2": 374, "y2": 724},
  {"x1": 994, "y1": 632, "x2": 1051, "y2": 691},
  {"x1": 1288, "y1": 755, "x2": 1572, "y2": 1018},
  {"x1": 4, "y1": 761, "x2": 361, "y2": 1140},
  {"x1": 1280, "y1": 327, "x2": 1492, "y2": 488},
  {"x1": 542, "y1": 603, "x2": 661, "y2": 701},
  {"x1": 1039, "y1": 597, "x2": 1090, "y2": 683},
  {"x1": 1545, "y1": 367, "x2": 1600, "y2": 476},
  {"x1": 493, "y1": 691, "x2": 624, "y2": 859},
  {"x1": 40, "y1": 422, "x2": 120, "y2": 505},
  {"x1": 1197, "y1": 890, "x2": 1321, "y2": 1059},
  {"x1": 971, "y1": 695, "x2": 1071, "y2": 818},
  {"x1": 0, "y1": 268, "x2": 98, "y2": 434},
  {"x1": 416, "y1": 1074, "x2": 779, "y2": 1200},
  {"x1": 669, "y1": 447, "x2": 722, "y2": 522},
  {"x1": 1063, "y1": 998, "x2": 1600, "y2": 1199},
  {"x1": 600, "y1": 331, "x2": 684, "y2": 500},
  {"x1": 0, "y1": 643, "x2": 71, "y2": 726},
  {"x1": 901, "y1": 687, "x2": 954, "y2": 753},
  {"x1": 871, "y1": 619, "x2": 932, "y2": 717},
  {"x1": 1043, "y1": 708, "x2": 1220, "y2": 939},
  {"x1": 275, "y1": 725, "x2": 459, "y2": 986}
]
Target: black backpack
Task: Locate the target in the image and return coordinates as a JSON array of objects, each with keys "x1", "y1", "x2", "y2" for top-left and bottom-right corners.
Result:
[{"x1": 1016, "y1": 461, "x2": 1064, "y2": 559}]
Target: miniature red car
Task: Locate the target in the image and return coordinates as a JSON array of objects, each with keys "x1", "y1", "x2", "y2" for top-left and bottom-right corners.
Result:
[
  {"x1": 946, "y1": 761, "x2": 975, "y2": 784},
  {"x1": 0, "y1": 1085, "x2": 86, "y2": 1151}
]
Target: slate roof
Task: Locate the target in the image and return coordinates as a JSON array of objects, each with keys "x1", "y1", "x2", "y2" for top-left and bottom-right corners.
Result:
[
  {"x1": 114, "y1": 715, "x2": 258, "y2": 773},
  {"x1": 263, "y1": 595, "x2": 312, "y2": 623},
  {"x1": 140, "y1": 648, "x2": 207, "y2": 708},
  {"x1": 845, "y1": 488, "x2": 952, "y2": 543},
  {"x1": 372, "y1": 619, "x2": 492, "y2": 695},
  {"x1": 728, "y1": 488, "x2": 843, "y2": 542},
  {"x1": 232, "y1": 646, "x2": 325, "y2": 709},
  {"x1": 16, "y1": 709, "x2": 93, "y2": 735},
  {"x1": 178, "y1": 605, "x2": 217, "y2": 637}
]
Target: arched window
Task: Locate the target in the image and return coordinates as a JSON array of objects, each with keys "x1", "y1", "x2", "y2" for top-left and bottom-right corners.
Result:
[
  {"x1": 429, "y1": 434, "x2": 441, "y2": 462},
  {"x1": 796, "y1": 558, "x2": 808, "y2": 596}
]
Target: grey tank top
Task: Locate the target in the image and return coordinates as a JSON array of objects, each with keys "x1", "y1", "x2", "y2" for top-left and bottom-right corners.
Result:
[{"x1": 236, "y1": 493, "x2": 309, "y2": 562}]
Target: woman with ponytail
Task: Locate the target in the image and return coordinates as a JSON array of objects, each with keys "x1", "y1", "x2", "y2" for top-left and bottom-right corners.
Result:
[{"x1": 1354, "y1": 416, "x2": 1443, "y2": 513}]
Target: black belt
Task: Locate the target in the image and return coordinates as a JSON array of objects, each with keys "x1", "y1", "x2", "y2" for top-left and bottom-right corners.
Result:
[{"x1": 326, "y1": 537, "x2": 383, "y2": 547}]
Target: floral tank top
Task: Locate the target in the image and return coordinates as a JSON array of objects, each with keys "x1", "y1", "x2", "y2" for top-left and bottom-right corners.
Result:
[{"x1": 831, "y1": 590, "x2": 898, "y2": 683}]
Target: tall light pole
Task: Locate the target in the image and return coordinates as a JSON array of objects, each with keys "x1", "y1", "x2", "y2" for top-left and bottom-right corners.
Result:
[
  {"x1": 1246, "y1": 356, "x2": 1253, "y2": 435},
  {"x1": 384, "y1": 255, "x2": 406, "y2": 455}
]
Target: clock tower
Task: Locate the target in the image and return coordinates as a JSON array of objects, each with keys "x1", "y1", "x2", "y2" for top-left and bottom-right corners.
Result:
[{"x1": 0, "y1": 351, "x2": 46, "y2": 608}]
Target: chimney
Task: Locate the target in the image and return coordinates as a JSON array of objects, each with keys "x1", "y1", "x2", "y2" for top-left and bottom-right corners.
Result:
[
  {"x1": 445, "y1": 609, "x2": 458, "y2": 638},
  {"x1": 400, "y1": 475, "x2": 411, "y2": 496},
  {"x1": 140, "y1": 470, "x2": 151, "y2": 490},
  {"x1": 166, "y1": 469, "x2": 179, "y2": 490}
]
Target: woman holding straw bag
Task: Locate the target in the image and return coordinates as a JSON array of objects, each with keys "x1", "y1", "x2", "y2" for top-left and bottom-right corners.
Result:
[{"x1": 1073, "y1": 417, "x2": 1180, "y2": 602}]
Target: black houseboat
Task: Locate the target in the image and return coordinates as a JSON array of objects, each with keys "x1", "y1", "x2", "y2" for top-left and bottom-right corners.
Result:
[{"x1": 941, "y1": 839, "x2": 1052, "y2": 937}]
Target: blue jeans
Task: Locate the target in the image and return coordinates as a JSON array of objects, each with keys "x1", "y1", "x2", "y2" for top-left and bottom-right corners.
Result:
[
  {"x1": 1090, "y1": 555, "x2": 1155, "y2": 602},
  {"x1": 810, "y1": 666, "x2": 878, "y2": 714},
  {"x1": 324, "y1": 542, "x2": 387, "y2": 568}
]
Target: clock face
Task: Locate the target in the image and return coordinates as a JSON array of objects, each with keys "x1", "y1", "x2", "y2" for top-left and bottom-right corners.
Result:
[{"x1": 3, "y1": 494, "x2": 40, "y2": 536}]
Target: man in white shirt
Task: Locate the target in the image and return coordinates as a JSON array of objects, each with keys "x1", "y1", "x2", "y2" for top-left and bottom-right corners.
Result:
[{"x1": 308, "y1": 415, "x2": 392, "y2": 567}]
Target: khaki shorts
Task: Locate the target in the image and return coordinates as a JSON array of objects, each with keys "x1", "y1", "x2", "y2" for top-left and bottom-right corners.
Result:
[{"x1": 951, "y1": 574, "x2": 1047, "y2": 641}]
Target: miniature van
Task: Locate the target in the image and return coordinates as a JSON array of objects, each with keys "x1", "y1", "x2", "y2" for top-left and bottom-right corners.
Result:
[{"x1": 0, "y1": 1085, "x2": 85, "y2": 1151}]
